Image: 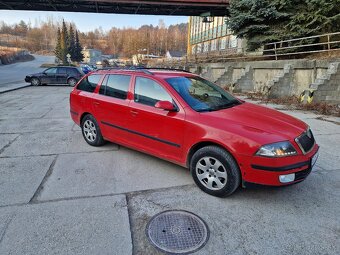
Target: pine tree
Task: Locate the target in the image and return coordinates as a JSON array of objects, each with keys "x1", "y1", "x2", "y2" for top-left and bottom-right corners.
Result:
[
  {"x1": 60, "y1": 20, "x2": 68, "y2": 64},
  {"x1": 54, "y1": 28, "x2": 63, "y2": 63},
  {"x1": 74, "y1": 30, "x2": 84, "y2": 62},
  {"x1": 228, "y1": 0, "x2": 290, "y2": 51},
  {"x1": 68, "y1": 24, "x2": 76, "y2": 61},
  {"x1": 287, "y1": 0, "x2": 340, "y2": 37}
]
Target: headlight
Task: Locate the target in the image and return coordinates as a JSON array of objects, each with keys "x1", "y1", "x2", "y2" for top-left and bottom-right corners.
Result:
[{"x1": 256, "y1": 141, "x2": 297, "y2": 157}]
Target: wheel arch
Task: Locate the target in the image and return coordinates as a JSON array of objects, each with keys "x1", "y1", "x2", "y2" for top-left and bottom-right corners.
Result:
[
  {"x1": 80, "y1": 112, "x2": 91, "y2": 124},
  {"x1": 186, "y1": 140, "x2": 237, "y2": 168}
]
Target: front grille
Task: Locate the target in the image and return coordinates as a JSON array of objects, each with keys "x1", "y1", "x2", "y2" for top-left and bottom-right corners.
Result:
[
  {"x1": 295, "y1": 167, "x2": 312, "y2": 181},
  {"x1": 296, "y1": 129, "x2": 315, "y2": 154}
]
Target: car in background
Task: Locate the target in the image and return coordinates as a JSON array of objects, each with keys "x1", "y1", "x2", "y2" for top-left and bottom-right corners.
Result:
[
  {"x1": 80, "y1": 64, "x2": 94, "y2": 74},
  {"x1": 25, "y1": 66, "x2": 85, "y2": 86},
  {"x1": 70, "y1": 68, "x2": 319, "y2": 197}
]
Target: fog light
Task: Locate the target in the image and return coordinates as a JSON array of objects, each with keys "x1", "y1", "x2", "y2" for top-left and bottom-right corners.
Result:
[{"x1": 279, "y1": 174, "x2": 295, "y2": 183}]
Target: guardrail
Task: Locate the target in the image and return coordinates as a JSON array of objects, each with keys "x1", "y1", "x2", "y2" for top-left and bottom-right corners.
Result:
[
  {"x1": 149, "y1": 31, "x2": 340, "y2": 66},
  {"x1": 263, "y1": 32, "x2": 340, "y2": 60}
]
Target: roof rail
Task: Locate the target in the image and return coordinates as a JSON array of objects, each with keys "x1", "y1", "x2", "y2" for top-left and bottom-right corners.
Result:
[
  {"x1": 95, "y1": 67, "x2": 192, "y2": 75},
  {"x1": 137, "y1": 67, "x2": 192, "y2": 73}
]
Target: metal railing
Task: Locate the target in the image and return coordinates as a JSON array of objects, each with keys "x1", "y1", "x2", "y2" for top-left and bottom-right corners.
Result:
[
  {"x1": 149, "y1": 31, "x2": 340, "y2": 66},
  {"x1": 263, "y1": 32, "x2": 340, "y2": 60}
]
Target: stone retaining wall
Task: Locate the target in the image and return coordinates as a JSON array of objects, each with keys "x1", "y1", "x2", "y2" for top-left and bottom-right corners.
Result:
[{"x1": 168, "y1": 59, "x2": 339, "y2": 104}]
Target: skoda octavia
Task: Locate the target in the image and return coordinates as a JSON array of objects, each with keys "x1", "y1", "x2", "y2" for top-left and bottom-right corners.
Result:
[{"x1": 70, "y1": 68, "x2": 319, "y2": 197}]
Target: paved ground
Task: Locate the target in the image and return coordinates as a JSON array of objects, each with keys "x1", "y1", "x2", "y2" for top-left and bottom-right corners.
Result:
[
  {"x1": 0, "y1": 86, "x2": 339, "y2": 255},
  {"x1": 0, "y1": 55, "x2": 54, "y2": 93}
]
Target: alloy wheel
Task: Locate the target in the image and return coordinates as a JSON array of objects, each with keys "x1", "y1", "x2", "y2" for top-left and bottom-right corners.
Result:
[
  {"x1": 195, "y1": 157, "x2": 228, "y2": 191},
  {"x1": 83, "y1": 120, "x2": 97, "y2": 142}
]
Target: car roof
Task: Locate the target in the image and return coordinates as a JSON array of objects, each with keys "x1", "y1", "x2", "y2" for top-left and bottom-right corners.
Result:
[{"x1": 90, "y1": 68, "x2": 198, "y2": 79}]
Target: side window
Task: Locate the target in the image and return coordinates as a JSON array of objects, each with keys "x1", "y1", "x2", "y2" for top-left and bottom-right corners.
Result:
[
  {"x1": 45, "y1": 68, "x2": 57, "y2": 74},
  {"x1": 58, "y1": 67, "x2": 67, "y2": 74},
  {"x1": 134, "y1": 77, "x2": 172, "y2": 107},
  {"x1": 67, "y1": 68, "x2": 78, "y2": 76},
  {"x1": 76, "y1": 74, "x2": 102, "y2": 93},
  {"x1": 99, "y1": 74, "x2": 130, "y2": 100}
]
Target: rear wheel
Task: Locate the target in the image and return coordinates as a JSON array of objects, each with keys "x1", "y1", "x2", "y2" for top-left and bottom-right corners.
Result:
[
  {"x1": 31, "y1": 77, "x2": 41, "y2": 86},
  {"x1": 67, "y1": 78, "x2": 77, "y2": 87},
  {"x1": 81, "y1": 114, "x2": 105, "y2": 146},
  {"x1": 190, "y1": 146, "x2": 241, "y2": 197}
]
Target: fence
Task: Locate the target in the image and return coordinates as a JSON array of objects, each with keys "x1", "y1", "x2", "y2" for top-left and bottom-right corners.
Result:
[
  {"x1": 149, "y1": 32, "x2": 340, "y2": 66},
  {"x1": 264, "y1": 32, "x2": 340, "y2": 60}
]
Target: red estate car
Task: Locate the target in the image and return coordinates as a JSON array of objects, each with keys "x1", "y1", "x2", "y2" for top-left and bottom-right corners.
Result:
[{"x1": 70, "y1": 68, "x2": 319, "y2": 197}]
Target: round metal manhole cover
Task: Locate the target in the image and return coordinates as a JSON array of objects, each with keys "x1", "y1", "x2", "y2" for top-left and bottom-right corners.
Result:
[{"x1": 146, "y1": 210, "x2": 210, "y2": 254}]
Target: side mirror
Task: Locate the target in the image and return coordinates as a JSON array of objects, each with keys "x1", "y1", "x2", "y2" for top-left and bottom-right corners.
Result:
[{"x1": 155, "y1": 101, "x2": 176, "y2": 111}]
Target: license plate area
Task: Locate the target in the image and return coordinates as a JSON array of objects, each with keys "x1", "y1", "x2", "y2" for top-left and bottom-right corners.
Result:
[{"x1": 311, "y1": 150, "x2": 319, "y2": 168}]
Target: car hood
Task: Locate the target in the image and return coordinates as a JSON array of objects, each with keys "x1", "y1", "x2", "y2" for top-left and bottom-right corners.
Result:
[{"x1": 202, "y1": 102, "x2": 307, "y2": 140}]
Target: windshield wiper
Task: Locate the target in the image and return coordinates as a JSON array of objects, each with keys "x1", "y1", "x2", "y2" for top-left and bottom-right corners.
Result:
[{"x1": 211, "y1": 100, "x2": 241, "y2": 111}]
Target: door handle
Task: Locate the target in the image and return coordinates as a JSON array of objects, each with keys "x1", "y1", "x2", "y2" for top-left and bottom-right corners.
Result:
[
  {"x1": 130, "y1": 110, "x2": 138, "y2": 116},
  {"x1": 93, "y1": 101, "x2": 100, "y2": 106}
]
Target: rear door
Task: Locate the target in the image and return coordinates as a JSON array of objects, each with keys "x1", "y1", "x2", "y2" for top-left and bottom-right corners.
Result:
[
  {"x1": 127, "y1": 76, "x2": 185, "y2": 162},
  {"x1": 56, "y1": 67, "x2": 68, "y2": 84},
  {"x1": 92, "y1": 74, "x2": 132, "y2": 142},
  {"x1": 70, "y1": 74, "x2": 103, "y2": 123}
]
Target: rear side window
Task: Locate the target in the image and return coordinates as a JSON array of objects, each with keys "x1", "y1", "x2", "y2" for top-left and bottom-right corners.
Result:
[
  {"x1": 58, "y1": 67, "x2": 67, "y2": 74},
  {"x1": 134, "y1": 77, "x2": 172, "y2": 107},
  {"x1": 77, "y1": 74, "x2": 102, "y2": 93},
  {"x1": 99, "y1": 74, "x2": 131, "y2": 100},
  {"x1": 67, "y1": 68, "x2": 80, "y2": 76}
]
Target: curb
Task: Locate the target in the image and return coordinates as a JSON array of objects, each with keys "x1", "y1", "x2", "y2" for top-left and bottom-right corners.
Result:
[{"x1": 0, "y1": 84, "x2": 32, "y2": 94}]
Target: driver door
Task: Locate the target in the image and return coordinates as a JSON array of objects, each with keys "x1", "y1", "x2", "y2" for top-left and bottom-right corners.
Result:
[
  {"x1": 41, "y1": 67, "x2": 57, "y2": 84},
  {"x1": 127, "y1": 76, "x2": 186, "y2": 162}
]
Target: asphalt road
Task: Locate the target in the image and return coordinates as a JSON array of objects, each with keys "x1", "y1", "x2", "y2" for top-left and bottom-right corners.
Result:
[
  {"x1": 0, "y1": 86, "x2": 339, "y2": 255},
  {"x1": 0, "y1": 55, "x2": 54, "y2": 92}
]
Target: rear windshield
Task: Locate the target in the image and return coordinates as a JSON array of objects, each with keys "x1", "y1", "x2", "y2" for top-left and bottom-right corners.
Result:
[{"x1": 166, "y1": 76, "x2": 241, "y2": 112}]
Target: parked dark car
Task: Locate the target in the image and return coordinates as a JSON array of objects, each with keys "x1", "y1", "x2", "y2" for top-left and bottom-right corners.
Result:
[{"x1": 25, "y1": 66, "x2": 85, "y2": 86}]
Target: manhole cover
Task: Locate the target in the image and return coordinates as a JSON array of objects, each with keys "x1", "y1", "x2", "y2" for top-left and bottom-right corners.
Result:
[{"x1": 146, "y1": 210, "x2": 209, "y2": 254}]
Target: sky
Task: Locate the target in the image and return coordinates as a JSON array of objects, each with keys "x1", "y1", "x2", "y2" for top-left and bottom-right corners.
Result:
[{"x1": 0, "y1": 10, "x2": 188, "y2": 32}]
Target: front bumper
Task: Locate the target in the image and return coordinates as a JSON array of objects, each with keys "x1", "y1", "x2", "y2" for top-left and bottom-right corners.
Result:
[{"x1": 239, "y1": 145, "x2": 319, "y2": 186}]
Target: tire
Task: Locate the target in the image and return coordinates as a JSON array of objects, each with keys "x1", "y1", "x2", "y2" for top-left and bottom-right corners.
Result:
[
  {"x1": 81, "y1": 114, "x2": 105, "y2": 146},
  {"x1": 31, "y1": 77, "x2": 41, "y2": 86},
  {"x1": 67, "y1": 78, "x2": 77, "y2": 87},
  {"x1": 190, "y1": 146, "x2": 241, "y2": 197}
]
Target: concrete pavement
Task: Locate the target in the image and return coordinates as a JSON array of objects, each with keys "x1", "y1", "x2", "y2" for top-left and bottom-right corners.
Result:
[
  {"x1": 0, "y1": 55, "x2": 54, "y2": 93},
  {"x1": 0, "y1": 86, "x2": 339, "y2": 255}
]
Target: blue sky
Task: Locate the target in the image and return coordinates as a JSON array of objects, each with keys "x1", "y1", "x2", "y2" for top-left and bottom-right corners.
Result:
[{"x1": 0, "y1": 10, "x2": 188, "y2": 32}]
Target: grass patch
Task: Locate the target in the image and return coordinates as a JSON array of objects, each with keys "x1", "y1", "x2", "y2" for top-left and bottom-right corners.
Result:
[{"x1": 241, "y1": 92, "x2": 340, "y2": 117}]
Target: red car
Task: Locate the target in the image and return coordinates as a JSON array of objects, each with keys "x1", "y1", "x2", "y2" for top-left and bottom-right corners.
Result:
[{"x1": 70, "y1": 68, "x2": 319, "y2": 197}]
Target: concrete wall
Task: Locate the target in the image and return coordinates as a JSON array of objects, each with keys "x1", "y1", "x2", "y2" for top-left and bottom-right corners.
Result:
[{"x1": 173, "y1": 59, "x2": 340, "y2": 103}]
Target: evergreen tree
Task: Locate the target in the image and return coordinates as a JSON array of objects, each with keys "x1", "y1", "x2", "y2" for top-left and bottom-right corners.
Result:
[
  {"x1": 74, "y1": 30, "x2": 84, "y2": 62},
  {"x1": 227, "y1": 0, "x2": 290, "y2": 51},
  {"x1": 228, "y1": 0, "x2": 340, "y2": 51},
  {"x1": 60, "y1": 20, "x2": 68, "y2": 64},
  {"x1": 287, "y1": 0, "x2": 340, "y2": 37},
  {"x1": 68, "y1": 24, "x2": 76, "y2": 61},
  {"x1": 54, "y1": 28, "x2": 63, "y2": 63}
]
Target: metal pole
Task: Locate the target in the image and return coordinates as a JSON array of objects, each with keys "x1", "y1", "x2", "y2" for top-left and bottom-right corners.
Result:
[{"x1": 274, "y1": 43, "x2": 277, "y2": 61}]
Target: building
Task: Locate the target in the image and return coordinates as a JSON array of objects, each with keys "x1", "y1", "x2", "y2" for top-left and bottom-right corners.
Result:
[
  {"x1": 188, "y1": 16, "x2": 245, "y2": 55},
  {"x1": 166, "y1": 51, "x2": 185, "y2": 59},
  {"x1": 132, "y1": 54, "x2": 161, "y2": 66},
  {"x1": 82, "y1": 48, "x2": 102, "y2": 65}
]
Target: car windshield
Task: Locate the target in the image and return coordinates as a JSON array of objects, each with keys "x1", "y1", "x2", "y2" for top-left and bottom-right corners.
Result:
[{"x1": 166, "y1": 76, "x2": 241, "y2": 112}]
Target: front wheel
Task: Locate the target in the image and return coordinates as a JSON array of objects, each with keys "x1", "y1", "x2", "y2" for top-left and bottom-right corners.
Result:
[
  {"x1": 67, "y1": 78, "x2": 77, "y2": 87},
  {"x1": 81, "y1": 114, "x2": 105, "y2": 146},
  {"x1": 31, "y1": 77, "x2": 41, "y2": 86},
  {"x1": 190, "y1": 146, "x2": 241, "y2": 197}
]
